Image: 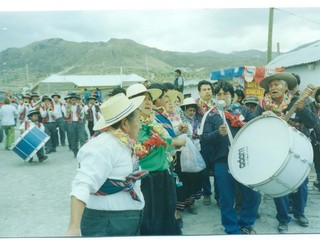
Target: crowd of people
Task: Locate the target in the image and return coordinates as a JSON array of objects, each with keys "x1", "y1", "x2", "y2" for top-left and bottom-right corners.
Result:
[{"x1": 1, "y1": 69, "x2": 320, "y2": 236}]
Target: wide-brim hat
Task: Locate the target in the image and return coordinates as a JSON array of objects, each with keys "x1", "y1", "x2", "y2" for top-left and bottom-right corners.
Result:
[
  {"x1": 88, "y1": 95, "x2": 97, "y2": 100},
  {"x1": 126, "y1": 83, "x2": 162, "y2": 101},
  {"x1": 22, "y1": 94, "x2": 31, "y2": 99},
  {"x1": 27, "y1": 109, "x2": 40, "y2": 117},
  {"x1": 166, "y1": 89, "x2": 183, "y2": 104},
  {"x1": 31, "y1": 93, "x2": 40, "y2": 98},
  {"x1": 312, "y1": 86, "x2": 320, "y2": 99},
  {"x1": 42, "y1": 96, "x2": 52, "y2": 102},
  {"x1": 69, "y1": 93, "x2": 81, "y2": 99},
  {"x1": 243, "y1": 96, "x2": 259, "y2": 105},
  {"x1": 181, "y1": 97, "x2": 197, "y2": 107},
  {"x1": 259, "y1": 72, "x2": 297, "y2": 91},
  {"x1": 51, "y1": 92, "x2": 61, "y2": 98},
  {"x1": 93, "y1": 93, "x2": 145, "y2": 131}
]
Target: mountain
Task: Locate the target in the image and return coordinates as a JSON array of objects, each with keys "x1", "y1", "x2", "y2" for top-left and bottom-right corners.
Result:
[{"x1": 0, "y1": 38, "x2": 270, "y2": 91}]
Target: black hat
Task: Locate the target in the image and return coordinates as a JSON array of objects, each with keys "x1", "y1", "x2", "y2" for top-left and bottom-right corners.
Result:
[
  {"x1": 30, "y1": 93, "x2": 40, "y2": 98},
  {"x1": 69, "y1": 93, "x2": 81, "y2": 99},
  {"x1": 22, "y1": 94, "x2": 31, "y2": 99},
  {"x1": 51, "y1": 92, "x2": 61, "y2": 98},
  {"x1": 88, "y1": 95, "x2": 97, "y2": 100},
  {"x1": 27, "y1": 109, "x2": 40, "y2": 118},
  {"x1": 42, "y1": 95, "x2": 52, "y2": 102}
]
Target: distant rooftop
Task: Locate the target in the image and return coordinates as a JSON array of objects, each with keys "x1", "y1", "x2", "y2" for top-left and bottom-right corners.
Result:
[
  {"x1": 267, "y1": 40, "x2": 320, "y2": 67},
  {"x1": 42, "y1": 74, "x2": 145, "y2": 87}
]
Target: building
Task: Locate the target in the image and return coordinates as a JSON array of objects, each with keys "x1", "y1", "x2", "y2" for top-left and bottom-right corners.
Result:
[
  {"x1": 267, "y1": 40, "x2": 320, "y2": 91},
  {"x1": 31, "y1": 74, "x2": 146, "y2": 99}
]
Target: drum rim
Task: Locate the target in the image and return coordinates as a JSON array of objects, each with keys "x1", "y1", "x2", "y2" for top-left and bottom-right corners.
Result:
[{"x1": 228, "y1": 115, "x2": 294, "y2": 185}]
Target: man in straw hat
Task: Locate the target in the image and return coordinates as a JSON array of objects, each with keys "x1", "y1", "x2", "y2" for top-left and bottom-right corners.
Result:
[
  {"x1": 255, "y1": 72, "x2": 318, "y2": 233},
  {"x1": 202, "y1": 80, "x2": 260, "y2": 234},
  {"x1": 65, "y1": 93, "x2": 147, "y2": 237},
  {"x1": 19, "y1": 109, "x2": 48, "y2": 163},
  {"x1": 126, "y1": 83, "x2": 186, "y2": 235}
]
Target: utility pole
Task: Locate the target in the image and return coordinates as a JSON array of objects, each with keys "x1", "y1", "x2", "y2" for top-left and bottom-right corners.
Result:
[{"x1": 267, "y1": 7, "x2": 274, "y2": 63}]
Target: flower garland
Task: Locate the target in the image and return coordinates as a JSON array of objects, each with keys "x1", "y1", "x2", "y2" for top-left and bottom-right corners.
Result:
[
  {"x1": 224, "y1": 111, "x2": 245, "y2": 128},
  {"x1": 166, "y1": 112, "x2": 181, "y2": 122},
  {"x1": 262, "y1": 93, "x2": 293, "y2": 117}
]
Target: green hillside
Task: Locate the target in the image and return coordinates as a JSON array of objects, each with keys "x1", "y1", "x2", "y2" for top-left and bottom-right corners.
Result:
[{"x1": 0, "y1": 38, "x2": 269, "y2": 91}]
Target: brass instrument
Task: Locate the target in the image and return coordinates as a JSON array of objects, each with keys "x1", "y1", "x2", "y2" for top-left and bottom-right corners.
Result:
[{"x1": 23, "y1": 100, "x2": 29, "y2": 105}]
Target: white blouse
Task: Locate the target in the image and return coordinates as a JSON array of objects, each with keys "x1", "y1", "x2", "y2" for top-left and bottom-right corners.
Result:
[{"x1": 70, "y1": 132, "x2": 145, "y2": 211}]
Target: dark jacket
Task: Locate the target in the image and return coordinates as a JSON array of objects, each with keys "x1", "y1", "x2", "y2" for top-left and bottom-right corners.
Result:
[{"x1": 201, "y1": 104, "x2": 255, "y2": 164}]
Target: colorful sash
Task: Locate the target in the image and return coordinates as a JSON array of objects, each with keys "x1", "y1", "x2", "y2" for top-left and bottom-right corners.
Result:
[{"x1": 94, "y1": 170, "x2": 149, "y2": 202}]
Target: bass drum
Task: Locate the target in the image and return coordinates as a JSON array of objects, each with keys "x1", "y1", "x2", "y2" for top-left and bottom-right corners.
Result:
[{"x1": 228, "y1": 115, "x2": 313, "y2": 198}]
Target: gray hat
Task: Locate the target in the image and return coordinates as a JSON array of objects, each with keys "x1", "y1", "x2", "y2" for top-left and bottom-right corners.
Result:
[
  {"x1": 243, "y1": 96, "x2": 259, "y2": 105},
  {"x1": 259, "y1": 72, "x2": 297, "y2": 91}
]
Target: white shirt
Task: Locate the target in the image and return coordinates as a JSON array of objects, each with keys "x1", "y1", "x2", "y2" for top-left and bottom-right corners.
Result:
[
  {"x1": 19, "y1": 120, "x2": 45, "y2": 132},
  {"x1": 84, "y1": 104, "x2": 100, "y2": 125},
  {"x1": 71, "y1": 104, "x2": 84, "y2": 122},
  {"x1": 0, "y1": 104, "x2": 18, "y2": 126},
  {"x1": 53, "y1": 101, "x2": 66, "y2": 119},
  {"x1": 17, "y1": 103, "x2": 31, "y2": 122},
  {"x1": 70, "y1": 132, "x2": 145, "y2": 211},
  {"x1": 40, "y1": 106, "x2": 57, "y2": 123}
]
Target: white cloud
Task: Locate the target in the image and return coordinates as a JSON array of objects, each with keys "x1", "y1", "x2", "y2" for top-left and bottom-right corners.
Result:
[{"x1": 0, "y1": 8, "x2": 319, "y2": 54}]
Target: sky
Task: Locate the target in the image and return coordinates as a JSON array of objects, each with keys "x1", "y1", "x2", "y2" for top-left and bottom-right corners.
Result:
[{"x1": 1, "y1": 0, "x2": 320, "y2": 54}]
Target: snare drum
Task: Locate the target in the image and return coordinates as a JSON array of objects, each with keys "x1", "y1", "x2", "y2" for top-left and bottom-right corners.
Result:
[
  {"x1": 228, "y1": 115, "x2": 313, "y2": 198},
  {"x1": 10, "y1": 125, "x2": 50, "y2": 162}
]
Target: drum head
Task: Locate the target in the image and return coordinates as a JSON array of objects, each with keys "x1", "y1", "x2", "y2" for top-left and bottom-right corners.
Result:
[{"x1": 228, "y1": 116, "x2": 292, "y2": 186}]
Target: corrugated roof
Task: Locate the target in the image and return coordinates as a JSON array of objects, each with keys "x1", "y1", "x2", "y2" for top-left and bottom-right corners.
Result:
[
  {"x1": 42, "y1": 74, "x2": 145, "y2": 87},
  {"x1": 267, "y1": 40, "x2": 320, "y2": 67}
]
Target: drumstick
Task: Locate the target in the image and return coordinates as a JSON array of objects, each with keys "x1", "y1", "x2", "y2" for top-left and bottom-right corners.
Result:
[
  {"x1": 217, "y1": 100, "x2": 234, "y2": 143},
  {"x1": 284, "y1": 84, "x2": 315, "y2": 122}
]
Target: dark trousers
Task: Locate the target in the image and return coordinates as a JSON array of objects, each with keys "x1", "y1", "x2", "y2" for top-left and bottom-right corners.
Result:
[
  {"x1": 274, "y1": 177, "x2": 308, "y2": 223},
  {"x1": 88, "y1": 120, "x2": 94, "y2": 136},
  {"x1": 313, "y1": 143, "x2": 320, "y2": 178},
  {"x1": 56, "y1": 118, "x2": 66, "y2": 145},
  {"x1": 67, "y1": 121, "x2": 85, "y2": 156},
  {"x1": 44, "y1": 122, "x2": 58, "y2": 152},
  {"x1": 81, "y1": 208, "x2": 143, "y2": 237}
]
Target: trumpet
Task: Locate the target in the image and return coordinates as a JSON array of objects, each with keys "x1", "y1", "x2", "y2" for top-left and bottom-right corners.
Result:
[{"x1": 23, "y1": 100, "x2": 29, "y2": 105}]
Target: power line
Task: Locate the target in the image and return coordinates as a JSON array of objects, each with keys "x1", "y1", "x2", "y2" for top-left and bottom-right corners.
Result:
[{"x1": 274, "y1": 8, "x2": 320, "y2": 26}]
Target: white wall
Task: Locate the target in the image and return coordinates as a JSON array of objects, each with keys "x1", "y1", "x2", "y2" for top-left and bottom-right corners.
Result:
[{"x1": 286, "y1": 61, "x2": 320, "y2": 92}]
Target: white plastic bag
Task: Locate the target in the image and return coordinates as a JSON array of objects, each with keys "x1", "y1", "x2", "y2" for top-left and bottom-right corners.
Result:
[{"x1": 180, "y1": 136, "x2": 206, "y2": 173}]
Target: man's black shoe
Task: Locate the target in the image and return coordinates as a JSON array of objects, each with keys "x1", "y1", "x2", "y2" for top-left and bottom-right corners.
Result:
[
  {"x1": 278, "y1": 222, "x2": 288, "y2": 233},
  {"x1": 294, "y1": 215, "x2": 309, "y2": 227}
]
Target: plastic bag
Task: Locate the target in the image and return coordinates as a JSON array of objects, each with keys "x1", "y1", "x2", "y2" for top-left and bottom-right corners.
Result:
[{"x1": 180, "y1": 136, "x2": 206, "y2": 173}]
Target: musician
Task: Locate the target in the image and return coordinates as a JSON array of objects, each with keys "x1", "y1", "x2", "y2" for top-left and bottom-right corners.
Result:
[
  {"x1": 202, "y1": 80, "x2": 260, "y2": 234},
  {"x1": 19, "y1": 109, "x2": 48, "y2": 163},
  {"x1": 254, "y1": 72, "x2": 318, "y2": 233},
  {"x1": 30, "y1": 93, "x2": 41, "y2": 110},
  {"x1": 18, "y1": 94, "x2": 31, "y2": 123},
  {"x1": 65, "y1": 93, "x2": 85, "y2": 158},
  {"x1": 64, "y1": 94, "x2": 72, "y2": 150},
  {"x1": 51, "y1": 92, "x2": 67, "y2": 146},
  {"x1": 40, "y1": 96, "x2": 58, "y2": 154},
  {"x1": 310, "y1": 86, "x2": 320, "y2": 191},
  {"x1": 83, "y1": 95, "x2": 100, "y2": 137}
]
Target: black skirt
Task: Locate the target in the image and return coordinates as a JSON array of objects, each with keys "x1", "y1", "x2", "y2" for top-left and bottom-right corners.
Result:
[{"x1": 140, "y1": 170, "x2": 182, "y2": 235}]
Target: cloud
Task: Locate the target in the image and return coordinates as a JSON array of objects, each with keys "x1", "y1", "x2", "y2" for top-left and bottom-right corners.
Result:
[{"x1": 0, "y1": 8, "x2": 320, "y2": 54}]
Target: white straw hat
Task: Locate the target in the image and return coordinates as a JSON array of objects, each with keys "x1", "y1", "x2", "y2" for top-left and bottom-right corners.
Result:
[
  {"x1": 126, "y1": 83, "x2": 162, "y2": 101},
  {"x1": 166, "y1": 89, "x2": 184, "y2": 104},
  {"x1": 181, "y1": 97, "x2": 197, "y2": 107},
  {"x1": 93, "y1": 93, "x2": 145, "y2": 131}
]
